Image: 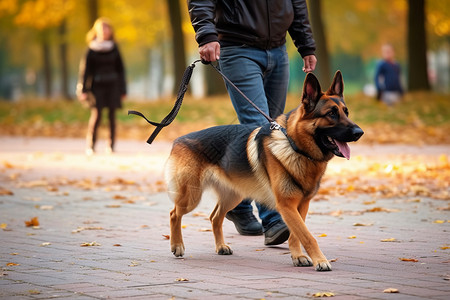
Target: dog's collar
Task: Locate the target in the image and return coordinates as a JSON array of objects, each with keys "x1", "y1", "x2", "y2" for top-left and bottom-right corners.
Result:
[{"x1": 270, "y1": 121, "x2": 316, "y2": 161}]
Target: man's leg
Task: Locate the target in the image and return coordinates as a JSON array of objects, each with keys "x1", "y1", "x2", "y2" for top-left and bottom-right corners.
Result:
[{"x1": 219, "y1": 45, "x2": 289, "y2": 243}]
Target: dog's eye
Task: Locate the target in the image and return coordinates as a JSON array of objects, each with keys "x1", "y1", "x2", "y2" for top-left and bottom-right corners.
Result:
[
  {"x1": 327, "y1": 108, "x2": 338, "y2": 118},
  {"x1": 343, "y1": 107, "x2": 349, "y2": 116}
]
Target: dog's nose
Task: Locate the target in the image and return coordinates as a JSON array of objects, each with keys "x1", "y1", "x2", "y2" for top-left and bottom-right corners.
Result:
[{"x1": 351, "y1": 126, "x2": 364, "y2": 141}]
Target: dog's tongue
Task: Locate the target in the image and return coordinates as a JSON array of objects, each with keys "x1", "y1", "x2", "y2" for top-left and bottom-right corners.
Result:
[{"x1": 335, "y1": 140, "x2": 351, "y2": 160}]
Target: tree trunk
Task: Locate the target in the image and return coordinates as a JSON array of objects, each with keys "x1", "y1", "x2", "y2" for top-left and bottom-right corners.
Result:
[
  {"x1": 59, "y1": 20, "x2": 71, "y2": 100},
  {"x1": 167, "y1": 0, "x2": 187, "y2": 95},
  {"x1": 87, "y1": 0, "x2": 99, "y2": 26},
  {"x1": 308, "y1": 0, "x2": 331, "y2": 88},
  {"x1": 42, "y1": 32, "x2": 52, "y2": 99},
  {"x1": 407, "y1": 0, "x2": 430, "y2": 91}
]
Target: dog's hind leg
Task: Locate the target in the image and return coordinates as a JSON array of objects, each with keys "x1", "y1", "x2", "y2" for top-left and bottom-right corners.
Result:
[
  {"x1": 209, "y1": 187, "x2": 241, "y2": 255},
  {"x1": 169, "y1": 174, "x2": 203, "y2": 258}
]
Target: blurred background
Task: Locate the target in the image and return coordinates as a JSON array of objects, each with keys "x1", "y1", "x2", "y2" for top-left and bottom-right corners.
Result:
[
  {"x1": 0, "y1": 0, "x2": 448, "y2": 101},
  {"x1": 0, "y1": 0, "x2": 449, "y2": 144}
]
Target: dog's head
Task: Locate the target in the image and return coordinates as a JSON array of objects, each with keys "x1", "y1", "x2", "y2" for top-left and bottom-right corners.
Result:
[{"x1": 298, "y1": 71, "x2": 363, "y2": 160}]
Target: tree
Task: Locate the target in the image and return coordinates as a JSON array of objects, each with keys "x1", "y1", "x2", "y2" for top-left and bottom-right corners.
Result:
[
  {"x1": 167, "y1": 0, "x2": 187, "y2": 95},
  {"x1": 87, "y1": 0, "x2": 99, "y2": 27},
  {"x1": 14, "y1": 0, "x2": 75, "y2": 98},
  {"x1": 59, "y1": 19, "x2": 71, "y2": 99},
  {"x1": 407, "y1": 0, "x2": 430, "y2": 91},
  {"x1": 308, "y1": 0, "x2": 331, "y2": 88}
]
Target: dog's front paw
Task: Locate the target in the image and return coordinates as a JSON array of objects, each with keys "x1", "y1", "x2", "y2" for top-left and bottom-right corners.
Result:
[
  {"x1": 292, "y1": 255, "x2": 313, "y2": 267},
  {"x1": 315, "y1": 260, "x2": 332, "y2": 271},
  {"x1": 171, "y1": 244, "x2": 185, "y2": 257},
  {"x1": 217, "y1": 244, "x2": 233, "y2": 255}
]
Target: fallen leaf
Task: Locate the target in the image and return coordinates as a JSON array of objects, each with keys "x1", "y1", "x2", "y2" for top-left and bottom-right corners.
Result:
[
  {"x1": 317, "y1": 233, "x2": 327, "y2": 237},
  {"x1": 113, "y1": 194, "x2": 127, "y2": 200},
  {"x1": 192, "y1": 211, "x2": 208, "y2": 217},
  {"x1": 129, "y1": 261, "x2": 139, "y2": 267},
  {"x1": 0, "y1": 188, "x2": 13, "y2": 196},
  {"x1": 24, "y1": 217, "x2": 39, "y2": 227},
  {"x1": 440, "y1": 245, "x2": 449, "y2": 250},
  {"x1": 80, "y1": 241, "x2": 101, "y2": 247},
  {"x1": 353, "y1": 222, "x2": 373, "y2": 227},
  {"x1": 198, "y1": 228, "x2": 212, "y2": 232},
  {"x1": 6, "y1": 263, "x2": 19, "y2": 266},
  {"x1": 348, "y1": 235, "x2": 357, "y2": 239},
  {"x1": 433, "y1": 220, "x2": 445, "y2": 224},
  {"x1": 255, "y1": 249, "x2": 265, "y2": 251},
  {"x1": 312, "y1": 292, "x2": 335, "y2": 297},
  {"x1": 40, "y1": 242, "x2": 51, "y2": 246},
  {"x1": 175, "y1": 278, "x2": 189, "y2": 282},
  {"x1": 28, "y1": 290, "x2": 40, "y2": 295},
  {"x1": 399, "y1": 258, "x2": 418, "y2": 262},
  {"x1": 105, "y1": 204, "x2": 121, "y2": 208},
  {"x1": 162, "y1": 235, "x2": 170, "y2": 240},
  {"x1": 383, "y1": 288, "x2": 399, "y2": 293},
  {"x1": 0, "y1": 223, "x2": 7, "y2": 229},
  {"x1": 39, "y1": 205, "x2": 54, "y2": 210},
  {"x1": 113, "y1": 244, "x2": 122, "y2": 247},
  {"x1": 329, "y1": 258, "x2": 338, "y2": 262},
  {"x1": 381, "y1": 238, "x2": 397, "y2": 242}
]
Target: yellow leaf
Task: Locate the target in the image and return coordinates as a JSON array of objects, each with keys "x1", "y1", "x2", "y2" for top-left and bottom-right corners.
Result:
[
  {"x1": 433, "y1": 220, "x2": 445, "y2": 224},
  {"x1": 175, "y1": 278, "x2": 189, "y2": 282},
  {"x1": 440, "y1": 245, "x2": 449, "y2": 250},
  {"x1": 348, "y1": 235, "x2": 357, "y2": 239},
  {"x1": 381, "y1": 238, "x2": 397, "y2": 242},
  {"x1": 6, "y1": 263, "x2": 19, "y2": 266},
  {"x1": 317, "y1": 233, "x2": 327, "y2": 237},
  {"x1": 80, "y1": 241, "x2": 101, "y2": 247},
  {"x1": 312, "y1": 292, "x2": 335, "y2": 297},
  {"x1": 383, "y1": 288, "x2": 399, "y2": 293},
  {"x1": 0, "y1": 223, "x2": 7, "y2": 229}
]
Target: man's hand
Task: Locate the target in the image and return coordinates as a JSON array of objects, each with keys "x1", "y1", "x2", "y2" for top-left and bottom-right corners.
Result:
[
  {"x1": 302, "y1": 55, "x2": 317, "y2": 73},
  {"x1": 199, "y1": 41, "x2": 220, "y2": 62}
]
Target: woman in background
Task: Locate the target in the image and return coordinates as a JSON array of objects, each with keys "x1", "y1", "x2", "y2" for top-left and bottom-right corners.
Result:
[{"x1": 77, "y1": 17, "x2": 126, "y2": 155}]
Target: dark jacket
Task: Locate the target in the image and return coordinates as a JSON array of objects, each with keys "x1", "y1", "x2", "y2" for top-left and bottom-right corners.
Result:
[
  {"x1": 188, "y1": 0, "x2": 316, "y2": 57},
  {"x1": 78, "y1": 44, "x2": 126, "y2": 109},
  {"x1": 374, "y1": 60, "x2": 403, "y2": 94}
]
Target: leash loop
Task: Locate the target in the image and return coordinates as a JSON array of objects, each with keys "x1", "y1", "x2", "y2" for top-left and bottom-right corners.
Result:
[{"x1": 128, "y1": 60, "x2": 200, "y2": 144}]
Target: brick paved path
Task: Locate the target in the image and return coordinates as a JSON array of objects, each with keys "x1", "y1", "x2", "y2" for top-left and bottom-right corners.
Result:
[{"x1": 0, "y1": 137, "x2": 449, "y2": 299}]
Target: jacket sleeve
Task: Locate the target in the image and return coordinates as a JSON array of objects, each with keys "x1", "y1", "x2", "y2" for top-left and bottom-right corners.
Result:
[
  {"x1": 115, "y1": 46, "x2": 127, "y2": 95},
  {"x1": 188, "y1": 0, "x2": 219, "y2": 46},
  {"x1": 288, "y1": 0, "x2": 316, "y2": 57},
  {"x1": 76, "y1": 49, "x2": 95, "y2": 95}
]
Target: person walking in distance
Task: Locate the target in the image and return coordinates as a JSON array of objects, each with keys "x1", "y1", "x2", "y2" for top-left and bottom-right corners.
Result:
[
  {"x1": 187, "y1": 0, "x2": 317, "y2": 245},
  {"x1": 77, "y1": 17, "x2": 126, "y2": 155}
]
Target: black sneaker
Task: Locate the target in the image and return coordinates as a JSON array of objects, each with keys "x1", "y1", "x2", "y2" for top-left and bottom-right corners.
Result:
[
  {"x1": 226, "y1": 210, "x2": 263, "y2": 236},
  {"x1": 264, "y1": 221, "x2": 290, "y2": 245}
]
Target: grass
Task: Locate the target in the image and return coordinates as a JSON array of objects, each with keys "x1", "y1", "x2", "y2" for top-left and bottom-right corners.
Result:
[{"x1": 0, "y1": 92, "x2": 449, "y2": 143}]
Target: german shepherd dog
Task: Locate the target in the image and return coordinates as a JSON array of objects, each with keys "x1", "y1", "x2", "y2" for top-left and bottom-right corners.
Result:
[{"x1": 165, "y1": 71, "x2": 363, "y2": 271}]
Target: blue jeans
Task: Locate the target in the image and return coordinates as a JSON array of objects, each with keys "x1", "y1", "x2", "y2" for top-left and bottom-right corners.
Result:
[{"x1": 219, "y1": 44, "x2": 289, "y2": 229}]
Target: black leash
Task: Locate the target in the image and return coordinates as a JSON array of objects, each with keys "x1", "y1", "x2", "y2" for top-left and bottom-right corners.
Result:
[
  {"x1": 128, "y1": 60, "x2": 200, "y2": 144},
  {"x1": 128, "y1": 60, "x2": 309, "y2": 159}
]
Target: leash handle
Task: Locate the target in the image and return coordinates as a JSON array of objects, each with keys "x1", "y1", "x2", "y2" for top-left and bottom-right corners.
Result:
[{"x1": 128, "y1": 60, "x2": 200, "y2": 144}]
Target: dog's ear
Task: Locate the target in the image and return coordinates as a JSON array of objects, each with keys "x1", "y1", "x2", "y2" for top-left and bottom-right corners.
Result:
[
  {"x1": 302, "y1": 73, "x2": 322, "y2": 113},
  {"x1": 327, "y1": 70, "x2": 344, "y2": 97}
]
